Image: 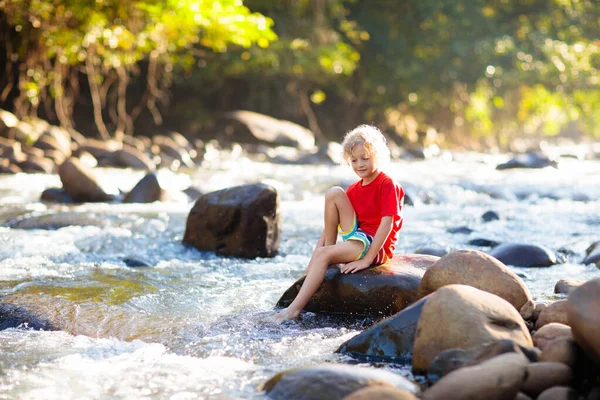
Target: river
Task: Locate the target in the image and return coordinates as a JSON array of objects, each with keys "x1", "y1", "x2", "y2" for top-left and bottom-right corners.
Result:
[{"x1": 0, "y1": 146, "x2": 599, "y2": 399}]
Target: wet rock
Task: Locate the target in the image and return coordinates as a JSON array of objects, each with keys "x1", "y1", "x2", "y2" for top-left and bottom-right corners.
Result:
[
  {"x1": 488, "y1": 243, "x2": 558, "y2": 267},
  {"x1": 417, "y1": 250, "x2": 532, "y2": 311},
  {"x1": 447, "y1": 226, "x2": 473, "y2": 234},
  {"x1": 583, "y1": 241, "x2": 600, "y2": 266},
  {"x1": 183, "y1": 186, "x2": 204, "y2": 202},
  {"x1": 123, "y1": 172, "x2": 165, "y2": 203},
  {"x1": 58, "y1": 157, "x2": 114, "y2": 202},
  {"x1": 336, "y1": 296, "x2": 428, "y2": 361},
  {"x1": 412, "y1": 284, "x2": 533, "y2": 373},
  {"x1": 0, "y1": 303, "x2": 56, "y2": 331},
  {"x1": 122, "y1": 257, "x2": 152, "y2": 268},
  {"x1": 18, "y1": 156, "x2": 54, "y2": 173},
  {"x1": 421, "y1": 353, "x2": 529, "y2": 400},
  {"x1": 427, "y1": 339, "x2": 540, "y2": 385},
  {"x1": 261, "y1": 363, "x2": 419, "y2": 400},
  {"x1": 566, "y1": 277, "x2": 600, "y2": 363},
  {"x1": 467, "y1": 238, "x2": 501, "y2": 247},
  {"x1": 496, "y1": 151, "x2": 558, "y2": 170},
  {"x1": 533, "y1": 323, "x2": 572, "y2": 351},
  {"x1": 40, "y1": 188, "x2": 74, "y2": 203},
  {"x1": 536, "y1": 300, "x2": 569, "y2": 329},
  {"x1": 183, "y1": 183, "x2": 281, "y2": 258},
  {"x1": 555, "y1": 278, "x2": 585, "y2": 295},
  {"x1": 481, "y1": 210, "x2": 500, "y2": 222},
  {"x1": 522, "y1": 362, "x2": 572, "y2": 397},
  {"x1": 343, "y1": 386, "x2": 417, "y2": 400},
  {"x1": 277, "y1": 254, "x2": 438, "y2": 317}
]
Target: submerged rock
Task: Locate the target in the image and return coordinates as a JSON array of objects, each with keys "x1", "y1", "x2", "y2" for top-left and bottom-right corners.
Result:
[
  {"x1": 183, "y1": 183, "x2": 282, "y2": 258},
  {"x1": 276, "y1": 254, "x2": 438, "y2": 317},
  {"x1": 261, "y1": 363, "x2": 419, "y2": 400}
]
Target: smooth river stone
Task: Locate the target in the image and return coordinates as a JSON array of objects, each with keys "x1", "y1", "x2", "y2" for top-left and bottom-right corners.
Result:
[{"x1": 276, "y1": 254, "x2": 439, "y2": 317}]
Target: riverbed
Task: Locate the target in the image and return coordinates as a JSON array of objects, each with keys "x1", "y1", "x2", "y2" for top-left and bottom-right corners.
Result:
[{"x1": 1, "y1": 147, "x2": 599, "y2": 399}]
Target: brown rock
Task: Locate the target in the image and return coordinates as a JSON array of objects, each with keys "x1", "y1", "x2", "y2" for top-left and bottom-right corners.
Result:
[
  {"x1": 533, "y1": 323, "x2": 572, "y2": 350},
  {"x1": 566, "y1": 277, "x2": 600, "y2": 363},
  {"x1": 412, "y1": 285, "x2": 533, "y2": 373},
  {"x1": 18, "y1": 156, "x2": 54, "y2": 173},
  {"x1": 58, "y1": 157, "x2": 113, "y2": 202},
  {"x1": 421, "y1": 353, "x2": 529, "y2": 400},
  {"x1": 520, "y1": 299, "x2": 535, "y2": 321},
  {"x1": 114, "y1": 145, "x2": 154, "y2": 170},
  {"x1": 536, "y1": 300, "x2": 570, "y2": 329},
  {"x1": 555, "y1": 278, "x2": 585, "y2": 295},
  {"x1": 522, "y1": 362, "x2": 572, "y2": 397},
  {"x1": 343, "y1": 386, "x2": 417, "y2": 400},
  {"x1": 417, "y1": 250, "x2": 532, "y2": 310},
  {"x1": 540, "y1": 338, "x2": 580, "y2": 367},
  {"x1": 123, "y1": 172, "x2": 165, "y2": 203},
  {"x1": 537, "y1": 386, "x2": 578, "y2": 400}
]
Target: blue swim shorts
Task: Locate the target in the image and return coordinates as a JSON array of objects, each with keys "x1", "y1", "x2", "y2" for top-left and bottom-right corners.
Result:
[{"x1": 338, "y1": 216, "x2": 373, "y2": 261}]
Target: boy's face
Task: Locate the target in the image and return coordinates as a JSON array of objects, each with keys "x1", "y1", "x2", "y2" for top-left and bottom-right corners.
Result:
[{"x1": 349, "y1": 143, "x2": 379, "y2": 184}]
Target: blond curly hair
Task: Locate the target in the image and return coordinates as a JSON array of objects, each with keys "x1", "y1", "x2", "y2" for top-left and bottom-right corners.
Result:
[{"x1": 341, "y1": 124, "x2": 391, "y2": 166}]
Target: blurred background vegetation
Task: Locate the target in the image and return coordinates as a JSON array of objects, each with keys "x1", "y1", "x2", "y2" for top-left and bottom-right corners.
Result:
[{"x1": 1, "y1": 0, "x2": 599, "y2": 150}]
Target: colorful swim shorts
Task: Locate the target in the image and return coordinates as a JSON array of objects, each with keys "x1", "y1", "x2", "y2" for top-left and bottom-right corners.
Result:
[{"x1": 338, "y1": 216, "x2": 373, "y2": 261}]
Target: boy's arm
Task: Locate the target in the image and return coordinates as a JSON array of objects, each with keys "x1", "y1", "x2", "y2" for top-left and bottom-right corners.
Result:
[{"x1": 341, "y1": 216, "x2": 393, "y2": 274}]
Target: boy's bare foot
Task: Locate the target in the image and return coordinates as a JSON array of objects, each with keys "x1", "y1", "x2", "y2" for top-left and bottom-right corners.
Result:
[{"x1": 263, "y1": 308, "x2": 299, "y2": 324}]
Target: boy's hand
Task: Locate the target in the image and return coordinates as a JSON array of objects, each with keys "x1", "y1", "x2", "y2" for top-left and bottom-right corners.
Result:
[{"x1": 340, "y1": 259, "x2": 371, "y2": 274}]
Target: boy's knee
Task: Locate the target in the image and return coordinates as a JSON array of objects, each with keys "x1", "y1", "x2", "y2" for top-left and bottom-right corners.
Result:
[{"x1": 325, "y1": 186, "x2": 345, "y2": 201}]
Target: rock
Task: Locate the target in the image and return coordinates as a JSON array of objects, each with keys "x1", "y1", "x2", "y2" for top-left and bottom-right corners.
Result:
[
  {"x1": 412, "y1": 284, "x2": 533, "y2": 373},
  {"x1": 414, "y1": 246, "x2": 448, "y2": 257},
  {"x1": 336, "y1": 296, "x2": 428, "y2": 361},
  {"x1": 18, "y1": 156, "x2": 55, "y2": 173},
  {"x1": 533, "y1": 323, "x2": 572, "y2": 350},
  {"x1": 0, "y1": 158, "x2": 21, "y2": 174},
  {"x1": 467, "y1": 238, "x2": 501, "y2": 247},
  {"x1": 75, "y1": 139, "x2": 121, "y2": 164},
  {"x1": 0, "y1": 303, "x2": 56, "y2": 331},
  {"x1": 496, "y1": 151, "x2": 558, "y2": 170},
  {"x1": 417, "y1": 250, "x2": 532, "y2": 311},
  {"x1": 114, "y1": 145, "x2": 154, "y2": 170},
  {"x1": 488, "y1": 243, "x2": 558, "y2": 267},
  {"x1": 58, "y1": 157, "x2": 114, "y2": 202},
  {"x1": 182, "y1": 183, "x2": 281, "y2": 258},
  {"x1": 421, "y1": 353, "x2": 529, "y2": 400},
  {"x1": 566, "y1": 277, "x2": 600, "y2": 363},
  {"x1": 481, "y1": 210, "x2": 500, "y2": 222},
  {"x1": 152, "y1": 135, "x2": 194, "y2": 169},
  {"x1": 427, "y1": 339, "x2": 540, "y2": 385},
  {"x1": 278, "y1": 254, "x2": 437, "y2": 318},
  {"x1": 520, "y1": 300, "x2": 535, "y2": 321},
  {"x1": 0, "y1": 109, "x2": 19, "y2": 136},
  {"x1": 540, "y1": 338, "x2": 580, "y2": 367},
  {"x1": 537, "y1": 386, "x2": 578, "y2": 400},
  {"x1": 555, "y1": 278, "x2": 585, "y2": 295},
  {"x1": 260, "y1": 363, "x2": 419, "y2": 400},
  {"x1": 40, "y1": 188, "x2": 74, "y2": 203},
  {"x1": 536, "y1": 300, "x2": 569, "y2": 329},
  {"x1": 6, "y1": 212, "x2": 107, "y2": 230},
  {"x1": 224, "y1": 110, "x2": 316, "y2": 151},
  {"x1": 123, "y1": 172, "x2": 165, "y2": 203},
  {"x1": 583, "y1": 241, "x2": 600, "y2": 266},
  {"x1": 343, "y1": 386, "x2": 417, "y2": 400},
  {"x1": 522, "y1": 362, "x2": 572, "y2": 397},
  {"x1": 514, "y1": 393, "x2": 533, "y2": 400},
  {"x1": 122, "y1": 257, "x2": 152, "y2": 268}
]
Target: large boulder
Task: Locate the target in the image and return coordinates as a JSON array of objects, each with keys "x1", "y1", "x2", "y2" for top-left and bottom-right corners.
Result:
[
  {"x1": 337, "y1": 296, "x2": 429, "y2": 360},
  {"x1": 566, "y1": 277, "x2": 600, "y2": 363},
  {"x1": 58, "y1": 157, "x2": 114, "y2": 202},
  {"x1": 417, "y1": 250, "x2": 531, "y2": 310},
  {"x1": 277, "y1": 254, "x2": 438, "y2": 317},
  {"x1": 412, "y1": 284, "x2": 533, "y2": 373},
  {"x1": 261, "y1": 363, "x2": 419, "y2": 400},
  {"x1": 182, "y1": 183, "x2": 281, "y2": 258}
]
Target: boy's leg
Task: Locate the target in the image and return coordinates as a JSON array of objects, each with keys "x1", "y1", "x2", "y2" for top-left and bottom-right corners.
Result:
[{"x1": 268, "y1": 240, "x2": 363, "y2": 323}]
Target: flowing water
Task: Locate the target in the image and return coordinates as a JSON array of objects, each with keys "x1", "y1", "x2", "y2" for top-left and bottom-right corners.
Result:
[{"x1": 0, "y1": 147, "x2": 599, "y2": 399}]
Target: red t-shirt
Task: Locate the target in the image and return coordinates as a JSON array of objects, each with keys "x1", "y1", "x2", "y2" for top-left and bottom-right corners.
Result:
[{"x1": 346, "y1": 171, "x2": 404, "y2": 260}]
